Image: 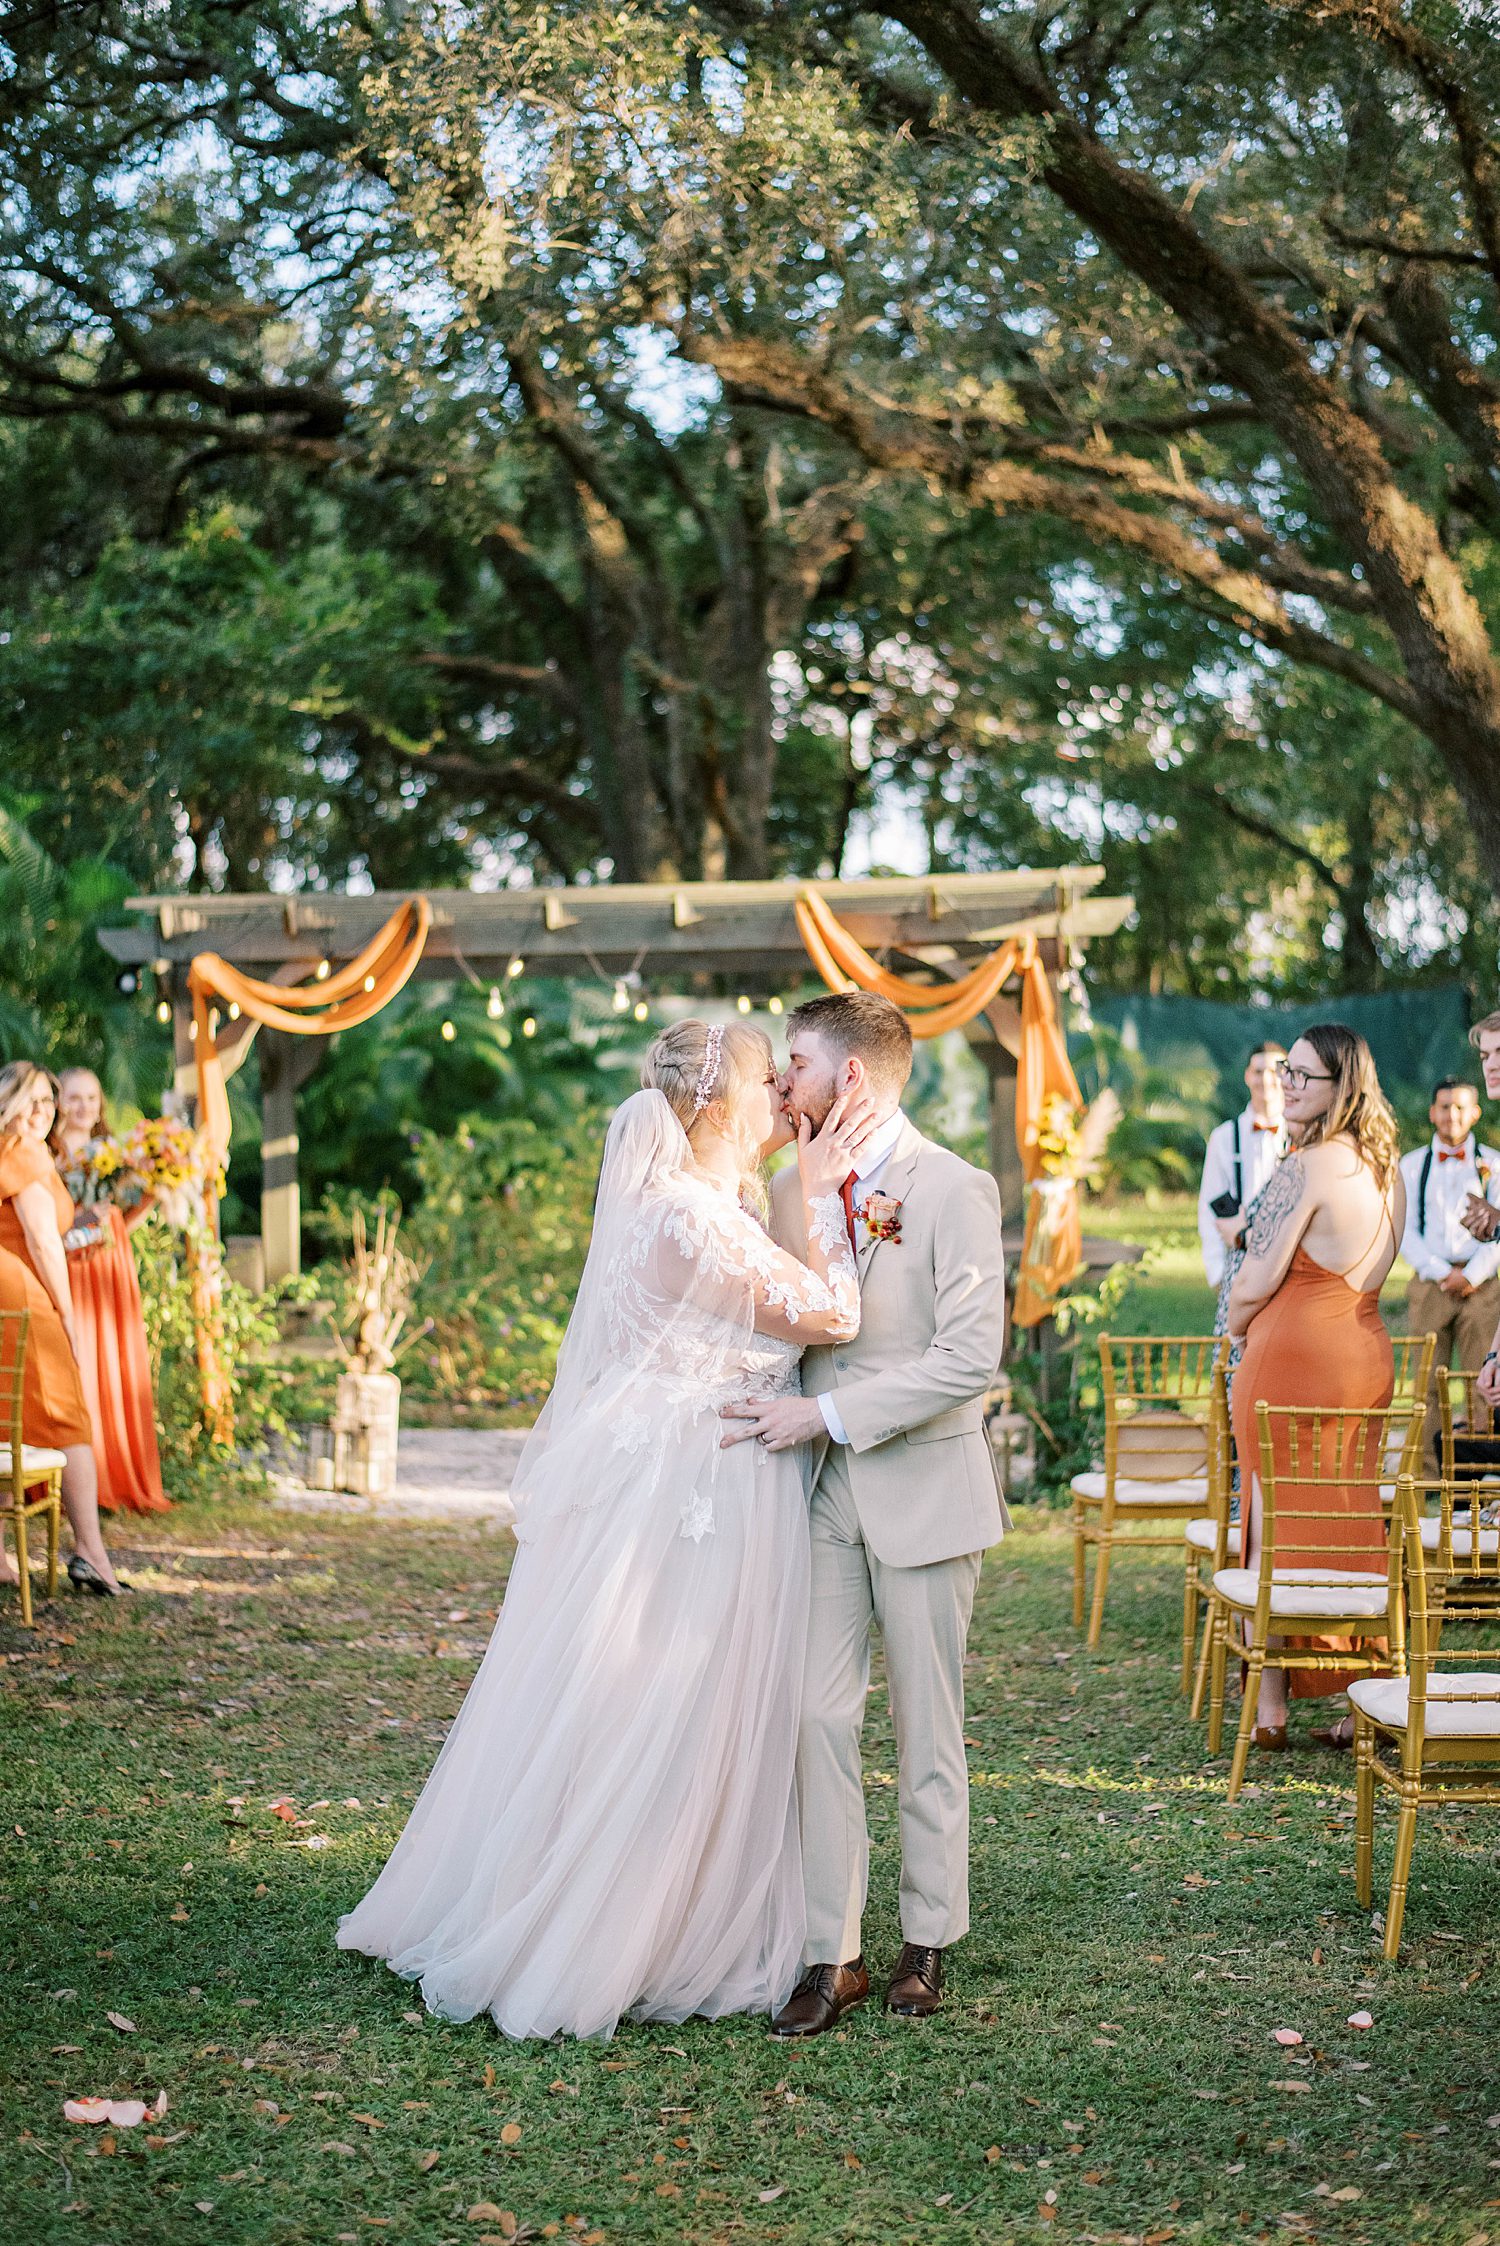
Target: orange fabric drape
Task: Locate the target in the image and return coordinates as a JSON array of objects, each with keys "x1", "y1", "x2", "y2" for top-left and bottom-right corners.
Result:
[
  {"x1": 183, "y1": 898, "x2": 432, "y2": 1439},
  {"x1": 794, "y1": 887, "x2": 1084, "y2": 1323}
]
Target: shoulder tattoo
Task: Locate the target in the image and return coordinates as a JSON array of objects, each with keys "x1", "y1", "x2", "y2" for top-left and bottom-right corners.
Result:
[{"x1": 1245, "y1": 1152, "x2": 1305, "y2": 1255}]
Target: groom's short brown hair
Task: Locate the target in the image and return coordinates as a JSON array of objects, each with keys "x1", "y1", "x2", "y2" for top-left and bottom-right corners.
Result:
[{"x1": 788, "y1": 990, "x2": 914, "y2": 1095}]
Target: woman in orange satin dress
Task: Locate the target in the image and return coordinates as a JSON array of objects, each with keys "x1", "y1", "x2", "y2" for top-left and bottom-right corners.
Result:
[
  {"x1": 0, "y1": 1061, "x2": 124, "y2": 1594},
  {"x1": 51, "y1": 1069, "x2": 168, "y2": 1515},
  {"x1": 1227, "y1": 1026, "x2": 1404, "y2": 1751}
]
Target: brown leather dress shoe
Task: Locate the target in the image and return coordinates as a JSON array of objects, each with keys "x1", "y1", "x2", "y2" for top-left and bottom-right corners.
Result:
[
  {"x1": 886, "y1": 1942, "x2": 944, "y2": 2017},
  {"x1": 768, "y1": 1957, "x2": 868, "y2": 2038}
]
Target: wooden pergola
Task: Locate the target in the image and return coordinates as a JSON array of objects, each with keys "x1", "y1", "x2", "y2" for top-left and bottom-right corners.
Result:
[{"x1": 99, "y1": 869, "x2": 1132, "y2": 1281}]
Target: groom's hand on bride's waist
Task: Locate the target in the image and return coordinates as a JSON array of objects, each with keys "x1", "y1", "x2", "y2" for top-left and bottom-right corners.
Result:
[{"x1": 720, "y1": 1397, "x2": 827, "y2": 1452}]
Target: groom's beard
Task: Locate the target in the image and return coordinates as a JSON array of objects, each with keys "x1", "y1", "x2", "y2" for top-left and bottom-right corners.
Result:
[{"x1": 786, "y1": 1084, "x2": 836, "y2": 1133}]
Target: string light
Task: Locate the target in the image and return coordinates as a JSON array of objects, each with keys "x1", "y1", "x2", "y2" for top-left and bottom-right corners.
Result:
[
  {"x1": 363, "y1": 973, "x2": 376, "y2": 993},
  {"x1": 188, "y1": 1019, "x2": 199, "y2": 1042},
  {"x1": 507, "y1": 955, "x2": 525, "y2": 979},
  {"x1": 228, "y1": 1001, "x2": 241, "y2": 1021},
  {"x1": 612, "y1": 981, "x2": 630, "y2": 1014},
  {"x1": 440, "y1": 1019, "x2": 457, "y2": 1042},
  {"x1": 522, "y1": 1015, "x2": 537, "y2": 1038},
  {"x1": 497, "y1": 1026, "x2": 512, "y2": 1048},
  {"x1": 487, "y1": 986, "x2": 504, "y2": 1019},
  {"x1": 632, "y1": 1000, "x2": 649, "y2": 1022},
  {"x1": 736, "y1": 994, "x2": 752, "y2": 1014},
  {"x1": 767, "y1": 995, "x2": 784, "y2": 1016},
  {"x1": 315, "y1": 959, "x2": 331, "y2": 982},
  {"x1": 155, "y1": 1000, "x2": 172, "y2": 1026}
]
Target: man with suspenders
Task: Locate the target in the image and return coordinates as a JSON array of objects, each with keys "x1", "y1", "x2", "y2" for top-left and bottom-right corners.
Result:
[
  {"x1": 1399, "y1": 1075, "x2": 1500, "y2": 1470},
  {"x1": 1197, "y1": 1041, "x2": 1289, "y2": 1289}
]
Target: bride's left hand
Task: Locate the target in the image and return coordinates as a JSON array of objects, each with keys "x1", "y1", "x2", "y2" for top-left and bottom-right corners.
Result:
[
  {"x1": 797, "y1": 1089, "x2": 881, "y2": 1198},
  {"x1": 721, "y1": 1396, "x2": 827, "y2": 1450}
]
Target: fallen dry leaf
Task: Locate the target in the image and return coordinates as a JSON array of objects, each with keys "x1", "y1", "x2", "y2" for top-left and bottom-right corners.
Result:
[
  {"x1": 268, "y1": 1801, "x2": 298, "y2": 1824},
  {"x1": 499, "y1": 2121, "x2": 522, "y2": 2146},
  {"x1": 985, "y1": 2146, "x2": 1002, "y2": 2164},
  {"x1": 106, "y1": 2012, "x2": 136, "y2": 2035},
  {"x1": 757, "y1": 2185, "x2": 786, "y2": 2203},
  {"x1": 466, "y1": 2205, "x2": 505, "y2": 2223},
  {"x1": 418, "y1": 2151, "x2": 440, "y2": 2172},
  {"x1": 1273, "y1": 2080, "x2": 1314, "y2": 2094}
]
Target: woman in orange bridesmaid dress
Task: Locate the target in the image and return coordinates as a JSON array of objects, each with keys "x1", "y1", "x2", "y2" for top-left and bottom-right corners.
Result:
[
  {"x1": 1227, "y1": 1026, "x2": 1404, "y2": 1752},
  {"x1": 52, "y1": 1069, "x2": 168, "y2": 1515},
  {"x1": 0, "y1": 1062, "x2": 125, "y2": 1595}
]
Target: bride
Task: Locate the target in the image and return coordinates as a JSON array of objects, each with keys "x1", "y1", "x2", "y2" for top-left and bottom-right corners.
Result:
[{"x1": 337, "y1": 1018, "x2": 869, "y2": 2040}]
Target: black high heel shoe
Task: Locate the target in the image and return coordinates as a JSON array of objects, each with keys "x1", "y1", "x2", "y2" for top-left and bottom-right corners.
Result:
[{"x1": 68, "y1": 1555, "x2": 131, "y2": 1596}]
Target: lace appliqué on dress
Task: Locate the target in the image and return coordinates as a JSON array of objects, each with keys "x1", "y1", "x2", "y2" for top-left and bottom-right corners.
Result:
[{"x1": 613, "y1": 1407, "x2": 651, "y2": 1455}]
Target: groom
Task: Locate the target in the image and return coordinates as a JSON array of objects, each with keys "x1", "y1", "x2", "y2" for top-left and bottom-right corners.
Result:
[{"x1": 723, "y1": 990, "x2": 1008, "y2": 2036}]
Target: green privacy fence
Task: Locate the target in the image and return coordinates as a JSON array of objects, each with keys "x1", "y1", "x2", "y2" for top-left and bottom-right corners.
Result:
[{"x1": 1077, "y1": 985, "x2": 1480, "y2": 1138}]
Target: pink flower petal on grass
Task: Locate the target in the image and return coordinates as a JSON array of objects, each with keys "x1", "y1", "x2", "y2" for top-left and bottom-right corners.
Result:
[
  {"x1": 1272, "y1": 2028, "x2": 1304, "y2": 2047},
  {"x1": 63, "y1": 2098, "x2": 111, "y2": 2124},
  {"x1": 106, "y1": 2100, "x2": 148, "y2": 2129},
  {"x1": 1347, "y1": 2009, "x2": 1374, "y2": 2030},
  {"x1": 154, "y1": 2090, "x2": 169, "y2": 2117}
]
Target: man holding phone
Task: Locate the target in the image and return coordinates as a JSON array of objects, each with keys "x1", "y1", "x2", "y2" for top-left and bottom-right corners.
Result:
[{"x1": 1197, "y1": 1040, "x2": 1289, "y2": 1289}]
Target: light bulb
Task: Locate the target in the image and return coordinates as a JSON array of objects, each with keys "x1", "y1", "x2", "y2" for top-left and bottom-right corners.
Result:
[
  {"x1": 507, "y1": 955, "x2": 525, "y2": 979},
  {"x1": 440, "y1": 1019, "x2": 457, "y2": 1042},
  {"x1": 768, "y1": 995, "x2": 784, "y2": 1016},
  {"x1": 497, "y1": 1026, "x2": 512, "y2": 1047},
  {"x1": 228, "y1": 1001, "x2": 240, "y2": 1021},
  {"x1": 363, "y1": 974, "x2": 376, "y2": 993},
  {"x1": 487, "y1": 986, "x2": 503, "y2": 1019},
  {"x1": 522, "y1": 1015, "x2": 537, "y2": 1038},
  {"x1": 188, "y1": 1019, "x2": 199, "y2": 1042},
  {"x1": 632, "y1": 1000, "x2": 649, "y2": 1022},
  {"x1": 736, "y1": 994, "x2": 752, "y2": 1014},
  {"x1": 155, "y1": 1000, "x2": 171, "y2": 1026},
  {"x1": 315, "y1": 959, "x2": 331, "y2": 981},
  {"x1": 612, "y1": 982, "x2": 630, "y2": 1014}
]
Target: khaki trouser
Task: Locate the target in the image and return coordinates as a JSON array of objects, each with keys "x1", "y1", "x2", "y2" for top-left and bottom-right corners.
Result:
[
  {"x1": 798, "y1": 1446, "x2": 982, "y2": 1965},
  {"x1": 1408, "y1": 1274, "x2": 1500, "y2": 1471}
]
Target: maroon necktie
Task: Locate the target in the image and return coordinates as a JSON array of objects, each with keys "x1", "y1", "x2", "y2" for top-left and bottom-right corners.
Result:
[{"x1": 840, "y1": 1171, "x2": 858, "y2": 1250}]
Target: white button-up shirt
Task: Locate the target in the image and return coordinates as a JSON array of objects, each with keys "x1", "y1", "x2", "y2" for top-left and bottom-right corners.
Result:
[
  {"x1": 816, "y1": 1108, "x2": 907, "y2": 1447},
  {"x1": 1197, "y1": 1106, "x2": 1289, "y2": 1288},
  {"x1": 1399, "y1": 1135, "x2": 1500, "y2": 1286}
]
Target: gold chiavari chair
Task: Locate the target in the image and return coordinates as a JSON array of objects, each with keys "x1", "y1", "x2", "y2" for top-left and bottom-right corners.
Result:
[
  {"x1": 1071, "y1": 1336, "x2": 1227, "y2": 1649},
  {"x1": 0, "y1": 1310, "x2": 63, "y2": 1629},
  {"x1": 1181, "y1": 1357, "x2": 1232, "y2": 1703},
  {"x1": 1427, "y1": 1372, "x2": 1500, "y2": 1629},
  {"x1": 1375, "y1": 1334, "x2": 1439, "y2": 1504},
  {"x1": 1208, "y1": 1401, "x2": 1425, "y2": 1801},
  {"x1": 1352, "y1": 1475, "x2": 1500, "y2": 1960}
]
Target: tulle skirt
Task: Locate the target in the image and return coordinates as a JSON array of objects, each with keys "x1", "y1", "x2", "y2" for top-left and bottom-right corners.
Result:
[{"x1": 337, "y1": 1421, "x2": 810, "y2": 2040}]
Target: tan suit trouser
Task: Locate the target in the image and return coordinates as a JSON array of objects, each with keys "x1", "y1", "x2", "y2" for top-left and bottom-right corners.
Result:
[
  {"x1": 799, "y1": 1446, "x2": 982, "y2": 1965},
  {"x1": 1408, "y1": 1275, "x2": 1500, "y2": 1470}
]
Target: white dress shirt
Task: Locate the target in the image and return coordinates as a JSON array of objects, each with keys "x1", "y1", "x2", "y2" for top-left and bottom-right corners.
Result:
[
  {"x1": 1197, "y1": 1106, "x2": 1289, "y2": 1288},
  {"x1": 1398, "y1": 1135, "x2": 1500, "y2": 1286},
  {"x1": 817, "y1": 1108, "x2": 908, "y2": 1447}
]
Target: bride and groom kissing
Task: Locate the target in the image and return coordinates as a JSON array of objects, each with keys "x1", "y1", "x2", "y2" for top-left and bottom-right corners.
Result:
[{"x1": 338, "y1": 990, "x2": 1009, "y2": 2042}]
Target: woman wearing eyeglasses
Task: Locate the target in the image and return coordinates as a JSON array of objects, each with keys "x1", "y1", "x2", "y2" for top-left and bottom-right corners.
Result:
[{"x1": 1225, "y1": 1026, "x2": 1404, "y2": 1751}]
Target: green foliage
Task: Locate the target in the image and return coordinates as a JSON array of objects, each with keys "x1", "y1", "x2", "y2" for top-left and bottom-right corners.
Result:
[
  {"x1": 322, "y1": 1111, "x2": 604, "y2": 1418},
  {"x1": 131, "y1": 1218, "x2": 309, "y2": 1496},
  {"x1": 1073, "y1": 1020, "x2": 1221, "y2": 1196},
  {"x1": 1007, "y1": 1252, "x2": 1151, "y2": 1504}
]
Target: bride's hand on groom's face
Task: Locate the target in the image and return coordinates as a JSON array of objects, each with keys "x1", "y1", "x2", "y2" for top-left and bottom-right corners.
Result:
[{"x1": 797, "y1": 1087, "x2": 880, "y2": 1197}]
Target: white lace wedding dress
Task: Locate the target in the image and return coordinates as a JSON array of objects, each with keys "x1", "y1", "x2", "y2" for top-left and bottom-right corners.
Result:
[{"x1": 337, "y1": 1091, "x2": 859, "y2": 2041}]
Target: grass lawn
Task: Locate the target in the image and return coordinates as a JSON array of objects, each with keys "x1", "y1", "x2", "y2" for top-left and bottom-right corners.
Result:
[{"x1": 4, "y1": 1491, "x2": 1499, "y2": 2246}]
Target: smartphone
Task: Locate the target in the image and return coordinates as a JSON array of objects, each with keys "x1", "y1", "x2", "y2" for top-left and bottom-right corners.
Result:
[{"x1": 1209, "y1": 1191, "x2": 1241, "y2": 1220}]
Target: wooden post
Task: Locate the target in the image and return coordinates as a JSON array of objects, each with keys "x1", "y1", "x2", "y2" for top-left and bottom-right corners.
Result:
[
  {"x1": 984, "y1": 1041, "x2": 1024, "y2": 1222},
  {"x1": 259, "y1": 1030, "x2": 302, "y2": 1283}
]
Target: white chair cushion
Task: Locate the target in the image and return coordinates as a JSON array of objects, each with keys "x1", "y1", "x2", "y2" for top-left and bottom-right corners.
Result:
[
  {"x1": 1184, "y1": 1517, "x2": 1220, "y2": 1553},
  {"x1": 1211, "y1": 1566, "x2": 1389, "y2": 1619},
  {"x1": 1348, "y1": 1673, "x2": 1500, "y2": 1738},
  {"x1": 0, "y1": 1443, "x2": 67, "y2": 1476},
  {"x1": 1417, "y1": 1516, "x2": 1500, "y2": 1559},
  {"x1": 1071, "y1": 1472, "x2": 1208, "y2": 1506}
]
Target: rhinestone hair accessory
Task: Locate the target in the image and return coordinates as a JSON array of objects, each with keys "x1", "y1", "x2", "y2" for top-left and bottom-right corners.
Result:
[{"x1": 692, "y1": 1022, "x2": 726, "y2": 1116}]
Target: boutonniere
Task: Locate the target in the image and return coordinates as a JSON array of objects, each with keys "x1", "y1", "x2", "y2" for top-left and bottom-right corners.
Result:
[
  {"x1": 861, "y1": 1191, "x2": 904, "y2": 1244},
  {"x1": 1480, "y1": 1159, "x2": 1493, "y2": 1192}
]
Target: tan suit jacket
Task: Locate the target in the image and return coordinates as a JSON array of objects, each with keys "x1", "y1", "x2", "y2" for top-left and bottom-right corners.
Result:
[{"x1": 770, "y1": 1117, "x2": 1010, "y2": 1568}]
